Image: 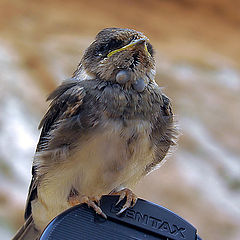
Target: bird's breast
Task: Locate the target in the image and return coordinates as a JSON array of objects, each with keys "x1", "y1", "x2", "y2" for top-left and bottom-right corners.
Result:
[
  {"x1": 33, "y1": 115, "x2": 154, "y2": 232},
  {"x1": 94, "y1": 81, "x2": 158, "y2": 120},
  {"x1": 67, "y1": 118, "x2": 154, "y2": 196}
]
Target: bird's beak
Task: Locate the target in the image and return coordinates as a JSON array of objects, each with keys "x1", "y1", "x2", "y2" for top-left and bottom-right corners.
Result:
[{"x1": 107, "y1": 37, "x2": 151, "y2": 58}]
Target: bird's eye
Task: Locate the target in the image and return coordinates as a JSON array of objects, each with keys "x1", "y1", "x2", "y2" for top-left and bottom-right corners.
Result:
[
  {"x1": 146, "y1": 43, "x2": 154, "y2": 57},
  {"x1": 98, "y1": 44, "x2": 108, "y2": 53},
  {"x1": 96, "y1": 39, "x2": 124, "y2": 57},
  {"x1": 107, "y1": 39, "x2": 123, "y2": 51}
]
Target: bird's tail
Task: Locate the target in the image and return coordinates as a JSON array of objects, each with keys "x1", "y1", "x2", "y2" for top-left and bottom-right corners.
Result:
[{"x1": 12, "y1": 216, "x2": 41, "y2": 240}]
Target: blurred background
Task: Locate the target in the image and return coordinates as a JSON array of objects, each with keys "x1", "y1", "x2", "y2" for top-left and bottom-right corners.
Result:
[{"x1": 0, "y1": 0, "x2": 240, "y2": 239}]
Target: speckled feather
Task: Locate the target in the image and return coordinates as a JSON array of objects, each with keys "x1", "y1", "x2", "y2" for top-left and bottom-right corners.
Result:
[
  {"x1": 25, "y1": 79, "x2": 177, "y2": 226},
  {"x1": 21, "y1": 28, "x2": 178, "y2": 237}
]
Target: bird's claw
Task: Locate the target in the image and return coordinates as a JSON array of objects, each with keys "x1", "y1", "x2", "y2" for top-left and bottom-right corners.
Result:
[
  {"x1": 68, "y1": 195, "x2": 106, "y2": 219},
  {"x1": 87, "y1": 199, "x2": 107, "y2": 219},
  {"x1": 110, "y1": 188, "x2": 137, "y2": 215}
]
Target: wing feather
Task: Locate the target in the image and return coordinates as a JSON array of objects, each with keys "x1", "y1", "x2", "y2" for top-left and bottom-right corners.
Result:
[
  {"x1": 145, "y1": 94, "x2": 178, "y2": 174},
  {"x1": 24, "y1": 80, "x2": 85, "y2": 220}
]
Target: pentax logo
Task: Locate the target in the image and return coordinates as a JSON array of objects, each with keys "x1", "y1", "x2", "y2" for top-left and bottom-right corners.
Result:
[{"x1": 110, "y1": 204, "x2": 186, "y2": 238}]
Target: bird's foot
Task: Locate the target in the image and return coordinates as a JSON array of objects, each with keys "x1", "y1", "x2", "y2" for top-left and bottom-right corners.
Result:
[
  {"x1": 109, "y1": 188, "x2": 137, "y2": 215},
  {"x1": 68, "y1": 195, "x2": 106, "y2": 218}
]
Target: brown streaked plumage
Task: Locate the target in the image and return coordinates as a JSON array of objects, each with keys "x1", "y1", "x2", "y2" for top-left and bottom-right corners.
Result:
[{"x1": 13, "y1": 28, "x2": 178, "y2": 240}]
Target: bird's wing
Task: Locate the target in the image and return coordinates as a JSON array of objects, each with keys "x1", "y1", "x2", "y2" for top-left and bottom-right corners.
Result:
[
  {"x1": 145, "y1": 94, "x2": 178, "y2": 174},
  {"x1": 12, "y1": 215, "x2": 40, "y2": 240},
  {"x1": 37, "y1": 80, "x2": 86, "y2": 152},
  {"x1": 24, "y1": 79, "x2": 86, "y2": 220}
]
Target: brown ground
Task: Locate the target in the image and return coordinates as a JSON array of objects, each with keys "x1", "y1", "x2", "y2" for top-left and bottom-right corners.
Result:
[{"x1": 0, "y1": 0, "x2": 240, "y2": 239}]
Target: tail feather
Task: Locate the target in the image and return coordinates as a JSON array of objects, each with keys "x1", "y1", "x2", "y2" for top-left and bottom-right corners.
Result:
[{"x1": 12, "y1": 216, "x2": 41, "y2": 240}]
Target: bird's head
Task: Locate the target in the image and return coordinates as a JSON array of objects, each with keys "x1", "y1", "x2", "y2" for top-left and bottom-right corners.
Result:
[{"x1": 75, "y1": 28, "x2": 156, "y2": 91}]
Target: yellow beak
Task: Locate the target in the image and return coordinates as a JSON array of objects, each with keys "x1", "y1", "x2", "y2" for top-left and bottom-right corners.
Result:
[{"x1": 107, "y1": 37, "x2": 151, "y2": 58}]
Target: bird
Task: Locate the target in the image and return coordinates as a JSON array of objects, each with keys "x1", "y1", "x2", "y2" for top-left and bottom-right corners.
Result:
[{"x1": 13, "y1": 27, "x2": 178, "y2": 240}]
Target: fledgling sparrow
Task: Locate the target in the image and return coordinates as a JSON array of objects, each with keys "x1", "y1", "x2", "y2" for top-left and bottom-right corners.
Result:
[{"x1": 13, "y1": 28, "x2": 178, "y2": 240}]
